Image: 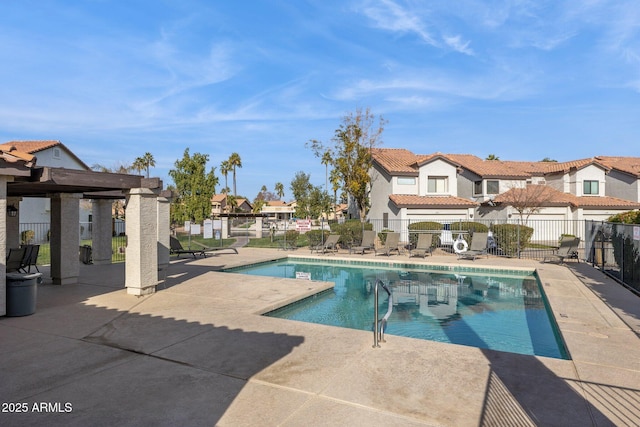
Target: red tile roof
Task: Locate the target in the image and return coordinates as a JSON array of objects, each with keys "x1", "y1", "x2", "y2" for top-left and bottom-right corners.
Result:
[
  {"x1": 0, "y1": 140, "x2": 62, "y2": 153},
  {"x1": 371, "y1": 148, "x2": 636, "y2": 179},
  {"x1": 389, "y1": 194, "x2": 477, "y2": 208},
  {"x1": 493, "y1": 185, "x2": 640, "y2": 209}
]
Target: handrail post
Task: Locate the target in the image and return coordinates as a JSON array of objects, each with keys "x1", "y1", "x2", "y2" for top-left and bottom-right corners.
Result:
[{"x1": 373, "y1": 280, "x2": 380, "y2": 348}]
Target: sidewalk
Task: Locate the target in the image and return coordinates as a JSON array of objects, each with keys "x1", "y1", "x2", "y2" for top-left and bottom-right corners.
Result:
[{"x1": 1, "y1": 249, "x2": 639, "y2": 426}]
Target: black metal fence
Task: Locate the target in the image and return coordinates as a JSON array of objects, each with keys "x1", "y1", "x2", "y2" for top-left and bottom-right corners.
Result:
[
  {"x1": 364, "y1": 218, "x2": 586, "y2": 260},
  {"x1": 585, "y1": 220, "x2": 640, "y2": 295},
  {"x1": 19, "y1": 222, "x2": 127, "y2": 265}
]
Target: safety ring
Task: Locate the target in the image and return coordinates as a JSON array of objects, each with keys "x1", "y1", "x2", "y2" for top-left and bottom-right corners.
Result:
[{"x1": 453, "y1": 239, "x2": 469, "y2": 253}]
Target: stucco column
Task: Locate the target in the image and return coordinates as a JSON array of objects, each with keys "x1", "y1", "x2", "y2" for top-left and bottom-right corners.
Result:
[
  {"x1": 6, "y1": 196, "x2": 21, "y2": 249},
  {"x1": 125, "y1": 188, "x2": 158, "y2": 295},
  {"x1": 255, "y1": 216, "x2": 263, "y2": 238},
  {"x1": 157, "y1": 195, "x2": 170, "y2": 282},
  {"x1": 50, "y1": 193, "x2": 82, "y2": 285},
  {"x1": 221, "y1": 217, "x2": 229, "y2": 239},
  {"x1": 92, "y1": 199, "x2": 114, "y2": 265},
  {"x1": 0, "y1": 177, "x2": 9, "y2": 316}
]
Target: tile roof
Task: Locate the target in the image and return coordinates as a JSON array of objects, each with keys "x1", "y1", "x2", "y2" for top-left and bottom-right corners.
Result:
[
  {"x1": 1, "y1": 140, "x2": 90, "y2": 170},
  {"x1": 389, "y1": 194, "x2": 478, "y2": 208},
  {"x1": 0, "y1": 140, "x2": 62, "y2": 153},
  {"x1": 371, "y1": 148, "x2": 640, "y2": 179},
  {"x1": 0, "y1": 145, "x2": 36, "y2": 166},
  {"x1": 493, "y1": 185, "x2": 640, "y2": 209},
  {"x1": 594, "y1": 156, "x2": 640, "y2": 177}
]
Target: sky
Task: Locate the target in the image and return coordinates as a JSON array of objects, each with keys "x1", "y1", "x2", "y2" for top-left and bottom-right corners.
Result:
[{"x1": 2, "y1": 1, "x2": 640, "y2": 201}]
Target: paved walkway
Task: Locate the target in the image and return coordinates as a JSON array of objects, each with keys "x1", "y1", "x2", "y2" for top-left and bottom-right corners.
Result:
[{"x1": 1, "y1": 248, "x2": 639, "y2": 426}]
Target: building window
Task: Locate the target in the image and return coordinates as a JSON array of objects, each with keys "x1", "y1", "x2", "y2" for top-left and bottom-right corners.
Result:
[
  {"x1": 486, "y1": 180, "x2": 499, "y2": 194},
  {"x1": 53, "y1": 148, "x2": 61, "y2": 159},
  {"x1": 584, "y1": 180, "x2": 599, "y2": 195},
  {"x1": 383, "y1": 213, "x2": 388, "y2": 228},
  {"x1": 473, "y1": 180, "x2": 482, "y2": 195},
  {"x1": 397, "y1": 177, "x2": 416, "y2": 185},
  {"x1": 427, "y1": 176, "x2": 448, "y2": 193}
]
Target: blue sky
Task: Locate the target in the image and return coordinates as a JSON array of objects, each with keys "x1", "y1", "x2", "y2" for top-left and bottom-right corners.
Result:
[{"x1": 2, "y1": 1, "x2": 640, "y2": 201}]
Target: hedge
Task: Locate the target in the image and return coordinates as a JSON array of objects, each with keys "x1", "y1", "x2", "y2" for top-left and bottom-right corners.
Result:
[
  {"x1": 407, "y1": 221, "x2": 443, "y2": 245},
  {"x1": 329, "y1": 220, "x2": 373, "y2": 247},
  {"x1": 491, "y1": 223, "x2": 534, "y2": 257}
]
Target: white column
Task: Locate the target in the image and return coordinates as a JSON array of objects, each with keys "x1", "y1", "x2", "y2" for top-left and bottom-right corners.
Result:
[
  {"x1": 125, "y1": 188, "x2": 158, "y2": 295},
  {"x1": 0, "y1": 177, "x2": 9, "y2": 315},
  {"x1": 92, "y1": 199, "x2": 114, "y2": 265},
  {"x1": 157, "y1": 195, "x2": 170, "y2": 282},
  {"x1": 50, "y1": 193, "x2": 82, "y2": 285},
  {"x1": 255, "y1": 216, "x2": 263, "y2": 239},
  {"x1": 221, "y1": 217, "x2": 229, "y2": 239}
]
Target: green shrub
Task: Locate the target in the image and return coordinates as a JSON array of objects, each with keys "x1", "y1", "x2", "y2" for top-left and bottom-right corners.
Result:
[
  {"x1": 378, "y1": 229, "x2": 394, "y2": 245},
  {"x1": 284, "y1": 230, "x2": 300, "y2": 247},
  {"x1": 491, "y1": 223, "x2": 534, "y2": 257},
  {"x1": 305, "y1": 229, "x2": 329, "y2": 248},
  {"x1": 451, "y1": 221, "x2": 489, "y2": 246},
  {"x1": 407, "y1": 221, "x2": 443, "y2": 246},
  {"x1": 21, "y1": 229, "x2": 35, "y2": 245},
  {"x1": 608, "y1": 210, "x2": 640, "y2": 224},
  {"x1": 330, "y1": 220, "x2": 373, "y2": 247}
]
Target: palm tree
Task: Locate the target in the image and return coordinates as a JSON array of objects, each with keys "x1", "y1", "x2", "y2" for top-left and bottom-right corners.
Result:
[
  {"x1": 275, "y1": 182, "x2": 284, "y2": 200},
  {"x1": 132, "y1": 152, "x2": 155, "y2": 178},
  {"x1": 220, "y1": 160, "x2": 231, "y2": 193},
  {"x1": 486, "y1": 154, "x2": 500, "y2": 161},
  {"x1": 228, "y1": 152, "x2": 242, "y2": 197},
  {"x1": 321, "y1": 150, "x2": 332, "y2": 193}
]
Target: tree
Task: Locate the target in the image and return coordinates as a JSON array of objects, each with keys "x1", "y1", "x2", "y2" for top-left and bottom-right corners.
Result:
[
  {"x1": 138, "y1": 152, "x2": 156, "y2": 178},
  {"x1": 275, "y1": 182, "x2": 285, "y2": 200},
  {"x1": 321, "y1": 150, "x2": 332, "y2": 193},
  {"x1": 307, "y1": 107, "x2": 386, "y2": 221},
  {"x1": 228, "y1": 152, "x2": 242, "y2": 197},
  {"x1": 290, "y1": 171, "x2": 313, "y2": 218},
  {"x1": 495, "y1": 184, "x2": 556, "y2": 225},
  {"x1": 541, "y1": 157, "x2": 558, "y2": 162},
  {"x1": 486, "y1": 154, "x2": 500, "y2": 160},
  {"x1": 168, "y1": 148, "x2": 218, "y2": 224},
  {"x1": 220, "y1": 160, "x2": 231, "y2": 193}
]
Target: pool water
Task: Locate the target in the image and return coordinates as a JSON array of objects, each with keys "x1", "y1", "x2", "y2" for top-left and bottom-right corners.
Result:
[{"x1": 226, "y1": 259, "x2": 569, "y2": 359}]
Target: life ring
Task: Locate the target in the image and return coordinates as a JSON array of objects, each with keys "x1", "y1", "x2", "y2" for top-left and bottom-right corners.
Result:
[{"x1": 453, "y1": 239, "x2": 468, "y2": 253}]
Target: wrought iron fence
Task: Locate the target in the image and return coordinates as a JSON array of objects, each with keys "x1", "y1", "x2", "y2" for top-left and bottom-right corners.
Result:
[
  {"x1": 19, "y1": 222, "x2": 127, "y2": 265},
  {"x1": 585, "y1": 220, "x2": 640, "y2": 295},
  {"x1": 363, "y1": 218, "x2": 586, "y2": 260}
]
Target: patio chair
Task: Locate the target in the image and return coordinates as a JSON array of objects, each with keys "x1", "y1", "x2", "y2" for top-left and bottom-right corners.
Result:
[
  {"x1": 409, "y1": 234, "x2": 433, "y2": 258},
  {"x1": 170, "y1": 236, "x2": 206, "y2": 259},
  {"x1": 20, "y1": 244, "x2": 40, "y2": 272},
  {"x1": 543, "y1": 237, "x2": 580, "y2": 264},
  {"x1": 351, "y1": 230, "x2": 376, "y2": 255},
  {"x1": 190, "y1": 240, "x2": 238, "y2": 255},
  {"x1": 457, "y1": 232, "x2": 489, "y2": 260},
  {"x1": 378, "y1": 232, "x2": 400, "y2": 256},
  {"x1": 311, "y1": 234, "x2": 340, "y2": 255},
  {"x1": 6, "y1": 247, "x2": 27, "y2": 272}
]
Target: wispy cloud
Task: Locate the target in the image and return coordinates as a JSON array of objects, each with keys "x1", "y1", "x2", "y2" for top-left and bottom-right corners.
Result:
[{"x1": 359, "y1": 0, "x2": 473, "y2": 55}]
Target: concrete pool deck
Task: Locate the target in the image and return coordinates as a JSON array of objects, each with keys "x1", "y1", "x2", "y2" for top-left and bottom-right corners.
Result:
[{"x1": 1, "y1": 248, "x2": 639, "y2": 426}]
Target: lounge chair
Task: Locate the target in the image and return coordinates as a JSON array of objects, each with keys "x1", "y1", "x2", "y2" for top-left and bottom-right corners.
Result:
[
  {"x1": 170, "y1": 236, "x2": 206, "y2": 259},
  {"x1": 190, "y1": 240, "x2": 238, "y2": 255},
  {"x1": 6, "y1": 247, "x2": 27, "y2": 272},
  {"x1": 543, "y1": 237, "x2": 580, "y2": 263},
  {"x1": 378, "y1": 232, "x2": 400, "y2": 256},
  {"x1": 351, "y1": 230, "x2": 376, "y2": 254},
  {"x1": 21, "y1": 244, "x2": 40, "y2": 272},
  {"x1": 457, "y1": 232, "x2": 488, "y2": 260},
  {"x1": 410, "y1": 234, "x2": 433, "y2": 258},
  {"x1": 311, "y1": 234, "x2": 340, "y2": 255}
]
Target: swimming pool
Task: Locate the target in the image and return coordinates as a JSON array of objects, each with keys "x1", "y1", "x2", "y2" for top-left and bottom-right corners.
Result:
[{"x1": 225, "y1": 259, "x2": 569, "y2": 359}]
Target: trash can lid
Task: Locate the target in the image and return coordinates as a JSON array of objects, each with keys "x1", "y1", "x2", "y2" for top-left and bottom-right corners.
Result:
[{"x1": 6, "y1": 273, "x2": 43, "y2": 281}]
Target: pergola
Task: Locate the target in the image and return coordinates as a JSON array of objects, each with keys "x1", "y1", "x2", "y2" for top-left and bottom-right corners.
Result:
[{"x1": 1, "y1": 151, "x2": 171, "y2": 316}]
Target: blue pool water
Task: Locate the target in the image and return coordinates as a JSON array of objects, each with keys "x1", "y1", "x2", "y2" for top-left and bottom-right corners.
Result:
[{"x1": 226, "y1": 259, "x2": 569, "y2": 359}]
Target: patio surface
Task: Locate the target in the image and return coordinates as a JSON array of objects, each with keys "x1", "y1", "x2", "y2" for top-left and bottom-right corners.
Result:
[{"x1": 1, "y1": 247, "x2": 639, "y2": 426}]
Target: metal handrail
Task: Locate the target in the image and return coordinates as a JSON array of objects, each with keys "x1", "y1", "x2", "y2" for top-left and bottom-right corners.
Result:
[{"x1": 373, "y1": 279, "x2": 392, "y2": 348}]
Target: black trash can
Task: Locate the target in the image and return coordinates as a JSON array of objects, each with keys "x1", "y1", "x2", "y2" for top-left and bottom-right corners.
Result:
[{"x1": 6, "y1": 273, "x2": 42, "y2": 317}]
